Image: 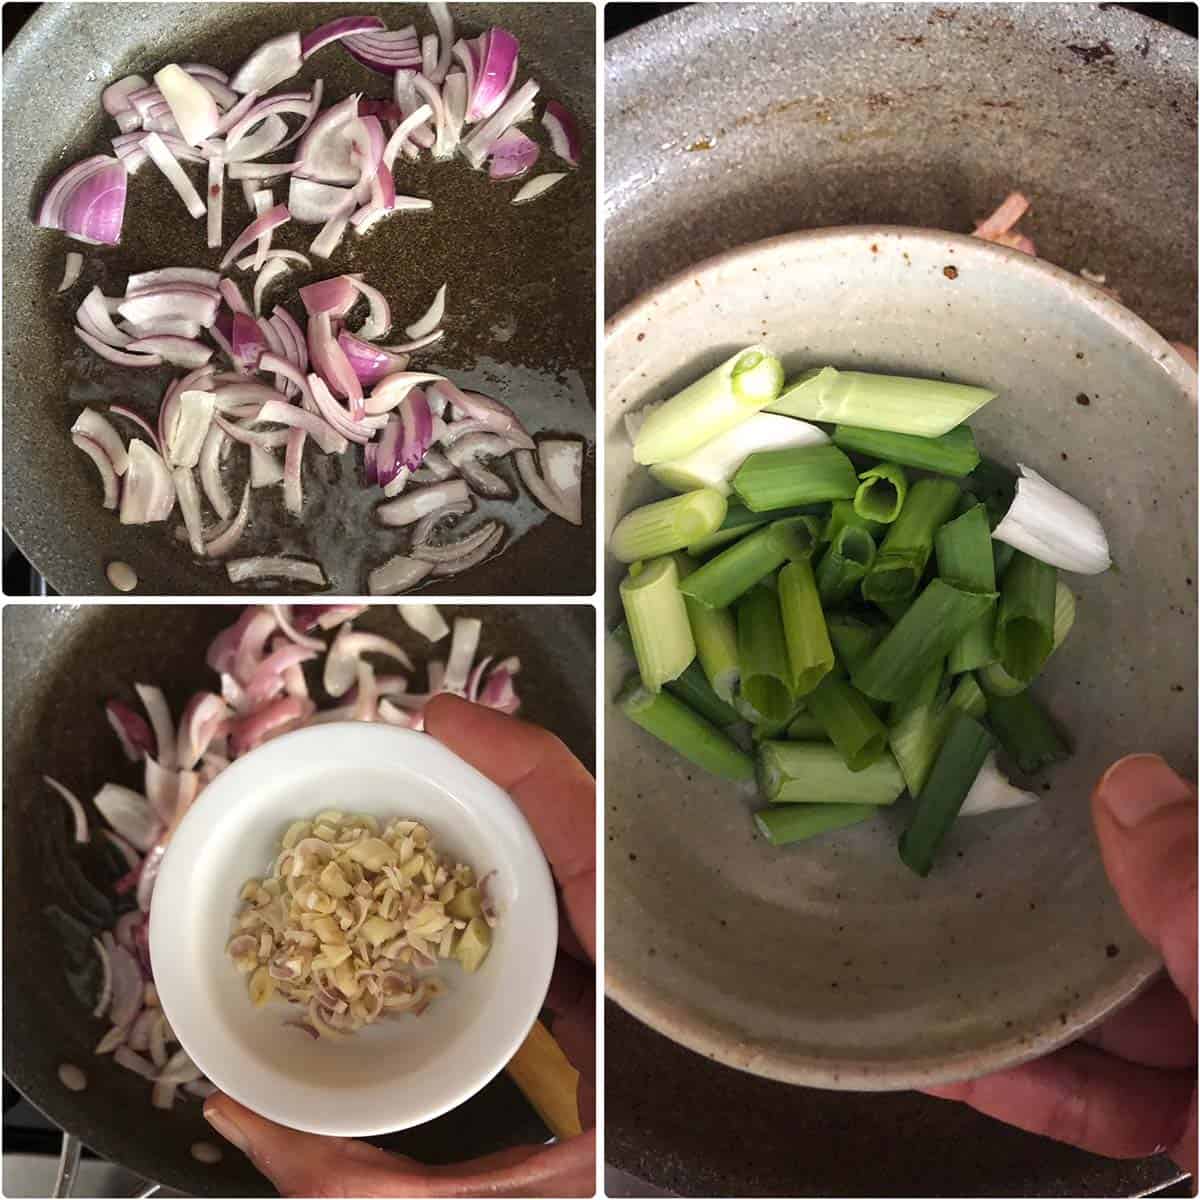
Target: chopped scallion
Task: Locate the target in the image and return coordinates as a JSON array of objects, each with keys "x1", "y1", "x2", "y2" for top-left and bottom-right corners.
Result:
[
  {"x1": 732, "y1": 444, "x2": 859, "y2": 512},
  {"x1": 755, "y1": 802, "x2": 876, "y2": 846},
  {"x1": 832, "y1": 424, "x2": 981, "y2": 477},
  {"x1": 853, "y1": 462, "x2": 908, "y2": 524},
  {"x1": 862, "y1": 478, "x2": 960, "y2": 604},
  {"x1": 619, "y1": 556, "x2": 695, "y2": 692},
  {"x1": 610, "y1": 488, "x2": 728, "y2": 563},
  {"x1": 757, "y1": 740, "x2": 905, "y2": 805}
]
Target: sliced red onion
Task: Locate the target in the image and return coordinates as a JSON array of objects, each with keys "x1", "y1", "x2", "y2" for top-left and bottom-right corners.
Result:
[
  {"x1": 420, "y1": 33, "x2": 438, "y2": 80},
  {"x1": 512, "y1": 172, "x2": 566, "y2": 204},
  {"x1": 324, "y1": 627, "x2": 413, "y2": 696},
  {"x1": 250, "y1": 259, "x2": 289, "y2": 321},
  {"x1": 461, "y1": 79, "x2": 538, "y2": 169},
  {"x1": 205, "y1": 483, "x2": 252, "y2": 557},
  {"x1": 219, "y1": 203, "x2": 290, "y2": 270},
  {"x1": 174, "y1": 466, "x2": 206, "y2": 554},
  {"x1": 74, "y1": 326, "x2": 160, "y2": 367},
  {"x1": 256, "y1": 400, "x2": 348, "y2": 455},
  {"x1": 381, "y1": 103, "x2": 434, "y2": 171},
  {"x1": 541, "y1": 100, "x2": 581, "y2": 168},
  {"x1": 126, "y1": 1007, "x2": 158, "y2": 1052},
  {"x1": 402, "y1": 286, "x2": 445, "y2": 342},
  {"x1": 302, "y1": 15, "x2": 385, "y2": 59},
  {"x1": 236, "y1": 249, "x2": 310, "y2": 273},
  {"x1": 103, "y1": 75, "x2": 148, "y2": 118},
  {"x1": 382, "y1": 465, "x2": 411, "y2": 498},
  {"x1": 57, "y1": 251, "x2": 84, "y2": 293},
  {"x1": 376, "y1": 478, "x2": 469, "y2": 527},
  {"x1": 537, "y1": 438, "x2": 584, "y2": 523},
  {"x1": 337, "y1": 331, "x2": 409, "y2": 387},
  {"x1": 288, "y1": 176, "x2": 354, "y2": 224},
  {"x1": 72, "y1": 434, "x2": 120, "y2": 509},
  {"x1": 411, "y1": 74, "x2": 453, "y2": 160},
  {"x1": 183, "y1": 62, "x2": 229, "y2": 83},
  {"x1": 296, "y1": 93, "x2": 363, "y2": 185},
  {"x1": 206, "y1": 156, "x2": 225, "y2": 248},
  {"x1": 282, "y1": 429, "x2": 306, "y2": 515},
  {"x1": 196, "y1": 423, "x2": 231, "y2": 521},
  {"x1": 120, "y1": 439, "x2": 176, "y2": 523},
  {"x1": 347, "y1": 277, "x2": 390, "y2": 339},
  {"x1": 127, "y1": 267, "x2": 219, "y2": 292},
  {"x1": 271, "y1": 306, "x2": 309, "y2": 373},
  {"x1": 380, "y1": 328, "x2": 444, "y2": 354},
  {"x1": 109, "y1": 406, "x2": 162, "y2": 454},
  {"x1": 308, "y1": 374, "x2": 378, "y2": 444},
  {"x1": 468, "y1": 28, "x2": 520, "y2": 124},
  {"x1": 425, "y1": 521, "x2": 505, "y2": 575},
  {"x1": 216, "y1": 415, "x2": 289, "y2": 449},
  {"x1": 443, "y1": 72, "x2": 467, "y2": 147},
  {"x1": 250, "y1": 445, "x2": 283, "y2": 488},
  {"x1": 397, "y1": 387, "x2": 434, "y2": 470},
  {"x1": 165, "y1": 390, "x2": 216, "y2": 469},
  {"x1": 106, "y1": 944, "x2": 145, "y2": 1028},
  {"x1": 157, "y1": 1048, "x2": 202, "y2": 1086},
  {"x1": 309, "y1": 190, "x2": 358, "y2": 258},
  {"x1": 308, "y1": 311, "x2": 364, "y2": 410},
  {"x1": 115, "y1": 1045, "x2": 158, "y2": 1080},
  {"x1": 250, "y1": 188, "x2": 275, "y2": 271},
  {"x1": 141, "y1": 132, "x2": 206, "y2": 218},
  {"x1": 72, "y1": 408, "x2": 129, "y2": 475},
  {"x1": 479, "y1": 659, "x2": 521, "y2": 714},
  {"x1": 411, "y1": 447, "x2": 456, "y2": 481},
  {"x1": 375, "y1": 414, "x2": 402, "y2": 486},
  {"x1": 175, "y1": 693, "x2": 229, "y2": 769},
  {"x1": 342, "y1": 29, "x2": 423, "y2": 74},
  {"x1": 224, "y1": 91, "x2": 308, "y2": 149},
  {"x1": 300, "y1": 275, "x2": 358, "y2": 317},
  {"x1": 226, "y1": 160, "x2": 300, "y2": 184},
  {"x1": 231, "y1": 312, "x2": 265, "y2": 369},
  {"x1": 143, "y1": 756, "x2": 179, "y2": 824},
  {"x1": 429, "y1": 3, "x2": 454, "y2": 82},
  {"x1": 446, "y1": 433, "x2": 515, "y2": 498},
  {"x1": 411, "y1": 498, "x2": 472, "y2": 545},
  {"x1": 231, "y1": 31, "x2": 302, "y2": 94},
  {"x1": 153, "y1": 65, "x2": 219, "y2": 145},
  {"x1": 137, "y1": 842, "x2": 167, "y2": 914},
  {"x1": 118, "y1": 284, "x2": 219, "y2": 327},
  {"x1": 366, "y1": 371, "x2": 443, "y2": 416},
  {"x1": 44, "y1": 776, "x2": 89, "y2": 844},
  {"x1": 226, "y1": 556, "x2": 327, "y2": 588},
  {"x1": 428, "y1": 379, "x2": 534, "y2": 449},
  {"x1": 134, "y1": 683, "x2": 177, "y2": 770},
  {"x1": 78, "y1": 285, "x2": 133, "y2": 346},
  {"x1": 94, "y1": 783, "x2": 158, "y2": 851},
  {"x1": 225, "y1": 113, "x2": 288, "y2": 163},
  {"x1": 516, "y1": 444, "x2": 580, "y2": 525},
  {"x1": 36, "y1": 155, "x2": 128, "y2": 245},
  {"x1": 487, "y1": 127, "x2": 538, "y2": 181},
  {"x1": 107, "y1": 698, "x2": 157, "y2": 761},
  {"x1": 126, "y1": 336, "x2": 212, "y2": 368}
]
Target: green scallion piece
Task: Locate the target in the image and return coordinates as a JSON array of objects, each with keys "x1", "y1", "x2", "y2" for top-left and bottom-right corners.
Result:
[
  {"x1": 824, "y1": 498, "x2": 885, "y2": 544},
  {"x1": 618, "y1": 675, "x2": 755, "y2": 781},
  {"x1": 686, "y1": 502, "x2": 823, "y2": 557},
  {"x1": 754, "y1": 802, "x2": 876, "y2": 846},
  {"x1": 898, "y1": 711, "x2": 995, "y2": 877},
  {"x1": 852, "y1": 578, "x2": 997, "y2": 702},
  {"x1": 826, "y1": 613, "x2": 888, "y2": 675},
  {"x1": 832, "y1": 424, "x2": 981, "y2": 477},
  {"x1": 964, "y1": 457, "x2": 1018, "y2": 526},
  {"x1": 736, "y1": 586, "x2": 794, "y2": 722},
  {"x1": 732, "y1": 444, "x2": 859, "y2": 512},
  {"x1": 934, "y1": 503, "x2": 998, "y2": 673},
  {"x1": 757, "y1": 740, "x2": 905, "y2": 805},
  {"x1": 853, "y1": 462, "x2": 908, "y2": 524},
  {"x1": 993, "y1": 540, "x2": 1017, "y2": 579},
  {"x1": 804, "y1": 670, "x2": 888, "y2": 771},
  {"x1": 680, "y1": 516, "x2": 821, "y2": 609},
  {"x1": 768, "y1": 366, "x2": 996, "y2": 438},
  {"x1": 777, "y1": 560, "x2": 835, "y2": 698},
  {"x1": 862, "y1": 477, "x2": 960, "y2": 604},
  {"x1": 633, "y1": 346, "x2": 785, "y2": 466},
  {"x1": 982, "y1": 689, "x2": 1071, "y2": 774},
  {"x1": 978, "y1": 582, "x2": 1076, "y2": 697},
  {"x1": 994, "y1": 551, "x2": 1057, "y2": 684},
  {"x1": 785, "y1": 708, "x2": 829, "y2": 741},
  {"x1": 814, "y1": 524, "x2": 878, "y2": 606},
  {"x1": 670, "y1": 551, "x2": 741, "y2": 703},
  {"x1": 619, "y1": 557, "x2": 695, "y2": 692},
  {"x1": 610, "y1": 488, "x2": 728, "y2": 563},
  {"x1": 888, "y1": 664, "x2": 987, "y2": 796}
]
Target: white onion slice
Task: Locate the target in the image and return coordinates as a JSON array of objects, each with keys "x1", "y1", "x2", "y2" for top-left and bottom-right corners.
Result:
[
  {"x1": 206, "y1": 157, "x2": 224, "y2": 248},
  {"x1": 230, "y1": 32, "x2": 303, "y2": 94},
  {"x1": 429, "y1": 3, "x2": 454, "y2": 83},
  {"x1": 93, "y1": 783, "x2": 158, "y2": 851},
  {"x1": 348, "y1": 277, "x2": 390, "y2": 340},
  {"x1": 142, "y1": 132, "x2": 207, "y2": 218},
  {"x1": 166, "y1": 390, "x2": 216, "y2": 468},
  {"x1": 288, "y1": 177, "x2": 354, "y2": 224},
  {"x1": 253, "y1": 257, "x2": 290, "y2": 316},
  {"x1": 205, "y1": 483, "x2": 252, "y2": 557},
  {"x1": 376, "y1": 479, "x2": 469, "y2": 526},
  {"x1": 127, "y1": 267, "x2": 219, "y2": 292},
  {"x1": 126, "y1": 336, "x2": 212, "y2": 368},
  {"x1": 398, "y1": 604, "x2": 449, "y2": 642},
  {"x1": 57, "y1": 252, "x2": 84, "y2": 293},
  {"x1": 226, "y1": 556, "x2": 327, "y2": 587},
  {"x1": 72, "y1": 408, "x2": 129, "y2": 475},
  {"x1": 460, "y1": 79, "x2": 540, "y2": 169},
  {"x1": 405, "y1": 284, "x2": 446, "y2": 339},
  {"x1": 381, "y1": 103, "x2": 433, "y2": 171},
  {"x1": 120, "y1": 440, "x2": 176, "y2": 524},
  {"x1": 198, "y1": 423, "x2": 233, "y2": 520},
  {"x1": 44, "y1": 775, "x2": 90, "y2": 844},
  {"x1": 173, "y1": 466, "x2": 206, "y2": 555},
  {"x1": 72, "y1": 434, "x2": 120, "y2": 508},
  {"x1": 153, "y1": 65, "x2": 220, "y2": 145},
  {"x1": 368, "y1": 556, "x2": 433, "y2": 596},
  {"x1": 511, "y1": 172, "x2": 566, "y2": 204}
]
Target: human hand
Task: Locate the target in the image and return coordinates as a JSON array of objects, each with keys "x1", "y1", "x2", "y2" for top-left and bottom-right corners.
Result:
[
  {"x1": 927, "y1": 754, "x2": 1197, "y2": 1174},
  {"x1": 203, "y1": 694, "x2": 596, "y2": 1197}
]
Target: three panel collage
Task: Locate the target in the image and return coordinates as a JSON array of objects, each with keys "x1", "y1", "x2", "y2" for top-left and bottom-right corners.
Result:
[{"x1": 1, "y1": 2, "x2": 1197, "y2": 1198}]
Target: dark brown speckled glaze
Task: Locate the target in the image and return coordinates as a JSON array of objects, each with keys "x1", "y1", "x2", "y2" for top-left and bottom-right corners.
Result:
[
  {"x1": 3, "y1": 603, "x2": 593, "y2": 1196},
  {"x1": 605, "y1": 5, "x2": 1196, "y2": 1196},
  {"x1": 3, "y1": 3, "x2": 595, "y2": 596}
]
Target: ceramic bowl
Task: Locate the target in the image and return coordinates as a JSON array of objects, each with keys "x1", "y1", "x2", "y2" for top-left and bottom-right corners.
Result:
[
  {"x1": 151, "y1": 721, "x2": 557, "y2": 1135},
  {"x1": 605, "y1": 226, "x2": 1197, "y2": 1089}
]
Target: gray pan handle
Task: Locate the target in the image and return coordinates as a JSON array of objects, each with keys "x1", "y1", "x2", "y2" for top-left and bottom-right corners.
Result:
[{"x1": 52, "y1": 1132, "x2": 82, "y2": 1198}]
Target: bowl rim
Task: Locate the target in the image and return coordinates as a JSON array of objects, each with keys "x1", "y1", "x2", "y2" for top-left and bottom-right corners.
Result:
[
  {"x1": 603, "y1": 224, "x2": 1185, "y2": 1090},
  {"x1": 150, "y1": 720, "x2": 558, "y2": 1134}
]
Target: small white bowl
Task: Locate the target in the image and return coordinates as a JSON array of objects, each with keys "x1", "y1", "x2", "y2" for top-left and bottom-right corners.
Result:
[{"x1": 150, "y1": 722, "x2": 558, "y2": 1137}]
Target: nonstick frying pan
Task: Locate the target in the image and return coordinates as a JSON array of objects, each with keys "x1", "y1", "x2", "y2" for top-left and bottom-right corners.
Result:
[
  {"x1": 605, "y1": 4, "x2": 1195, "y2": 1196},
  {"x1": 3, "y1": 3, "x2": 595, "y2": 596},
  {"x1": 3, "y1": 603, "x2": 594, "y2": 1196}
]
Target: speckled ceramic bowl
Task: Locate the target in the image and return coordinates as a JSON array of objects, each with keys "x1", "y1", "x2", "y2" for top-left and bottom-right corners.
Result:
[{"x1": 604, "y1": 227, "x2": 1197, "y2": 1089}]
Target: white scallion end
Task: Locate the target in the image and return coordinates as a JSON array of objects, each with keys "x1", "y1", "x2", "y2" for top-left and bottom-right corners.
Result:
[
  {"x1": 992, "y1": 464, "x2": 1112, "y2": 574},
  {"x1": 958, "y1": 752, "x2": 1039, "y2": 817}
]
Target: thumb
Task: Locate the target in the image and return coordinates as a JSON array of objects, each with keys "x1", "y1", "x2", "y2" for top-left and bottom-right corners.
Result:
[
  {"x1": 203, "y1": 1094, "x2": 425, "y2": 1197},
  {"x1": 1092, "y1": 754, "x2": 1198, "y2": 1017}
]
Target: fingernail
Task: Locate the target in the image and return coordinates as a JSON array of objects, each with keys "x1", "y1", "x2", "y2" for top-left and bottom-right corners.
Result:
[
  {"x1": 1096, "y1": 754, "x2": 1193, "y2": 828},
  {"x1": 204, "y1": 1103, "x2": 251, "y2": 1156}
]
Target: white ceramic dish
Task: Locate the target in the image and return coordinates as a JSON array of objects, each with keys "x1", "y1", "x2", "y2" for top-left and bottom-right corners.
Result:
[{"x1": 150, "y1": 722, "x2": 557, "y2": 1136}]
